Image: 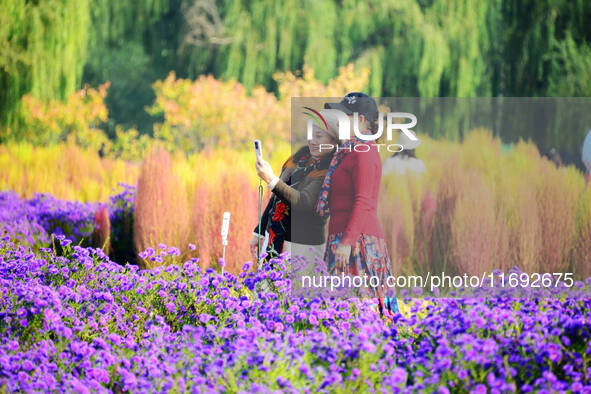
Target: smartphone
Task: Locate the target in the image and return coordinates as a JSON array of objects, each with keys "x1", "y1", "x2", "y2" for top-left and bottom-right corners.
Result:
[{"x1": 254, "y1": 139, "x2": 263, "y2": 160}]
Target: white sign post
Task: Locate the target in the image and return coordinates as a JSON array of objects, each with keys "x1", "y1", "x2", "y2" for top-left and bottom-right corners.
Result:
[{"x1": 221, "y1": 212, "x2": 231, "y2": 275}]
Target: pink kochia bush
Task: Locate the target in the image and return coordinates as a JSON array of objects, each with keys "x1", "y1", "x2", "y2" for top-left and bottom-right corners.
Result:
[
  {"x1": 2, "y1": 235, "x2": 591, "y2": 392},
  {"x1": 91, "y1": 205, "x2": 110, "y2": 254},
  {"x1": 451, "y1": 171, "x2": 506, "y2": 276},
  {"x1": 133, "y1": 146, "x2": 190, "y2": 268},
  {"x1": 192, "y1": 171, "x2": 259, "y2": 272},
  {"x1": 133, "y1": 146, "x2": 260, "y2": 272},
  {"x1": 378, "y1": 131, "x2": 591, "y2": 278}
]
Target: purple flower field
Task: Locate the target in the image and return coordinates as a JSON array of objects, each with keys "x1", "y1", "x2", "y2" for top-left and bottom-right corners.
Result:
[{"x1": 1, "y1": 190, "x2": 591, "y2": 392}]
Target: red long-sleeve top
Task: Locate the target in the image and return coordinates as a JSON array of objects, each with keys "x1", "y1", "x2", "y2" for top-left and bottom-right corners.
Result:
[{"x1": 328, "y1": 142, "x2": 384, "y2": 246}]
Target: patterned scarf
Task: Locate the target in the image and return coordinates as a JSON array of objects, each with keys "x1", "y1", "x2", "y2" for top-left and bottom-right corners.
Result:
[{"x1": 315, "y1": 137, "x2": 365, "y2": 219}]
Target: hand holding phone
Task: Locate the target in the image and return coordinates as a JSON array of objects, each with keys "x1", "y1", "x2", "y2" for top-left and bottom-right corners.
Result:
[
  {"x1": 254, "y1": 140, "x2": 276, "y2": 183},
  {"x1": 254, "y1": 139, "x2": 263, "y2": 160}
]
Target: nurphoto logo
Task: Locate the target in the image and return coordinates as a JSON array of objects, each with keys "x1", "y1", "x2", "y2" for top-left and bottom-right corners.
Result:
[{"x1": 303, "y1": 106, "x2": 418, "y2": 152}]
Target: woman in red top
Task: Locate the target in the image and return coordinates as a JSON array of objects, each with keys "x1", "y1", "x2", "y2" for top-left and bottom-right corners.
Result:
[{"x1": 318, "y1": 93, "x2": 398, "y2": 316}]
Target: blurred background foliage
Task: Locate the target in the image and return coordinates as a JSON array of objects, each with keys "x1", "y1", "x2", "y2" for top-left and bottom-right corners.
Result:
[
  {"x1": 2, "y1": 130, "x2": 590, "y2": 275},
  {"x1": 1, "y1": 0, "x2": 591, "y2": 270},
  {"x1": 1, "y1": 0, "x2": 591, "y2": 162}
]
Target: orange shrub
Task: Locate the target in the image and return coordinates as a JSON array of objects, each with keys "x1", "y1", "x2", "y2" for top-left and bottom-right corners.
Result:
[
  {"x1": 192, "y1": 169, "x2": 260, "y2": 273},
  {"x1": 379, "y1": 173, "x2": 423, "y2": 276},
  {"x1": 413, "y1": 189, "x2": 437, "y2": 276},
  {"x1": 505, "y1": 182, "x2": 542, "y2": 273},
  {"x1": 430, "y1": 156, "x2": 466, "y2": 274},
  {"x1": 497, "y1": 142, "x2": 543, "y2": 273},
  {"x1": 534, "y1": 161, "x2": 581, "y2": 273},
  {"x1": 133, "y1": 146, "x2": 190, "y2": 268},
  {"x1": 91, "y1": 205, "x2": 111, "y2": 254},
  {"x1": 450, "y1": 171, "x2": 508, "y2": 275},
  {"x1": 379, "y1": 195, "x2": 406, "y2": 276}
]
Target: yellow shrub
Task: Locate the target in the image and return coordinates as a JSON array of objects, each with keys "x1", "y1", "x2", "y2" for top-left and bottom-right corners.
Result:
[
  {"x1": 149, "y1": 63, "x2": 370, "y2": 154},
  {"x1": 19, "y1": 83, "x2": 110, "y2": 151},
  {"x1": 379, "y1": 171, "x2": 427, "y2": 276},
  {"x1": 573, "y1": 185, "x2": 591, "y2": 277},
  {"x1": 534, "y1": 161, "x2": 582, "y2": 273},
  {"x1": 0, "y1": 142, "x2": 138, "y2": 202}
]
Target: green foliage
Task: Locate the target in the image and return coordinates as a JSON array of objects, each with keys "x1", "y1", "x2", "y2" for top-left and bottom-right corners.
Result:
[
  {"x1": 2, "y1": 0, "x2": 591, "y2": 158},
  {"x1": 83, "y1": 42, "x2": 159, "y2": 137},
  {"x1": 82, "y1": 0, "x2": 177, "y2": 136},
  {"x1": 0, "y1": 0, "x2": 90, "y2": 125},
  {"x1": 547, "y1": 33, "x2": 591, "y2": 97}
]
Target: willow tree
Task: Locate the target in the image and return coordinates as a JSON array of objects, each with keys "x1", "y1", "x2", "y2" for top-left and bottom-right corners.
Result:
[
  {"x1": 0, "y1": 0, "x2": 173, "y2": 135},
  {"x1": 2, "y1": 0, "x2": 591, "y2": 157},
  {"x1": 83, "y1": 0, "x2": 174, "y2": 134},
  {"x1": 0, "y1": 0, "x2": 90, "y2": 130}
]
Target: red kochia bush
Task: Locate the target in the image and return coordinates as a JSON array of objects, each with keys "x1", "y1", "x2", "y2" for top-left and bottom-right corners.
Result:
[
  {"x1": 91, "y1": 205, "x2": 110, "y2": 254},
  {"x1": 133, "y1": 146, "x2": 189, "y2": 267},
  {"x1": 535, "y1": 161, "x2": 579, "y2": 273},
  {"x1": 451, "y1": 171, "x2": 506, "y2": 276},
  {"x1": 192, "y1": 169, "x2": 260, "y2": 273},
  {"x1": 414, "y1": 190, "x2": 437, "y2": 275},
  {"x1": 430, "y1": 157, "x2": 466, "y2": 274}
]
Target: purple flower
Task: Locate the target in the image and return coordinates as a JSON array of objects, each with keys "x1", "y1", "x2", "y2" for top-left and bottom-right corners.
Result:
[
  {"x1": 22, "y1": 360, "x2": 34, "y2": 371},
  {"x1": 299, "y1": 363, "x2": 312, "y2": 378},
  {"x1": 308, "y1": 314, "x2": 318, "y2": 326},
  {"x1": 167, "y1": 246, "x2": 180, "y2": 256},
  {"x1": 1, "y1": 195, "x2": 591, "y2": 393},
  {"x1": 199, "y1": 313, "x2": 213, "y2": 324},
  {"x1": 471, "y1": 384, "x2": 487, "y2": 394},
  {"x1": 391, "y1": 367, "x2": 407, "y2": 385},
  {"x1": 109, "y1": 333, "x2": 122, "y2": 346},
  {"x1": 458, "y1": 369, "x2": 468, "y2": 380}
]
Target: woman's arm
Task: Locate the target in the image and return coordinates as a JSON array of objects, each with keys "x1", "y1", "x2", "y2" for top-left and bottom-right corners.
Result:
[
  {"x1": 257, "y1": 156, "x2": 324, "y2": 211},
  {"x1": 271, "y1": 176, "x2": 324, "y2": 211}
]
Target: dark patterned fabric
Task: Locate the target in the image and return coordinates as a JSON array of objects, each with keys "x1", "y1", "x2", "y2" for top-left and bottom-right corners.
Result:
[
  {"x1": 262, "y1": 148, "x2": 330, "y2": 260},
  {"x1": 324, "y1": 232, "x2": 399, "y2": 315}
]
